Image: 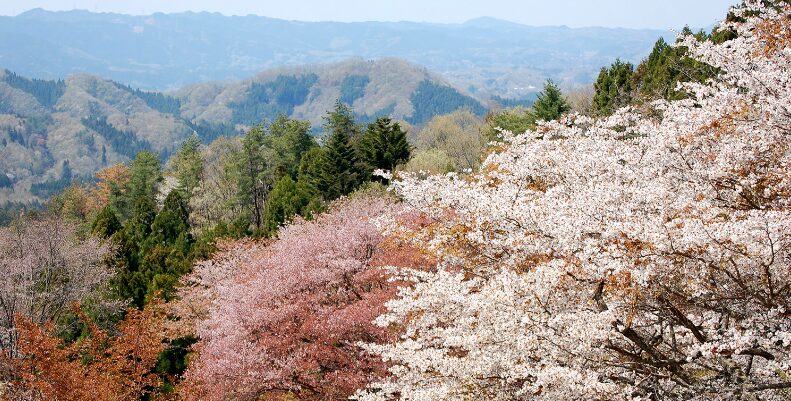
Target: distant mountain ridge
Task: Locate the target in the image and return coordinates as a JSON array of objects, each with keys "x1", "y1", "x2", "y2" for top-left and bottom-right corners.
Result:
[
  {"x1": 0, "y1": 58, "x2": 484, "y2": 203},
  {"x1": 0, "y1": 9, "x2": 669, "y2": 97}
]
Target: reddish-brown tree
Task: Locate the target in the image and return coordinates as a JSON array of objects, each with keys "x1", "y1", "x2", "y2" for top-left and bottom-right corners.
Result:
[{"x1": 1, "y1": 304, "x2": 166, "y2": 401}]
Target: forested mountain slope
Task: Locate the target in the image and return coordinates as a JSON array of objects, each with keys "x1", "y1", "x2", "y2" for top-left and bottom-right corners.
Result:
[{"x1": 0, "y1": 58, "x2": 483, "y2": 203}]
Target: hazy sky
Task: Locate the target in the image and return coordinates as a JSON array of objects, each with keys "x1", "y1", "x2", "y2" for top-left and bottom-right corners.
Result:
[{"x1": 0, "y1": 0, "x2": 738, "y2": 30}]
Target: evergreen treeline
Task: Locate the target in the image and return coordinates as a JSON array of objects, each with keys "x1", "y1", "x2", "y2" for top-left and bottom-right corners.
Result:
[
  {"x1": 339, "y1": 74, "x2": 370, "y2": 105},
  {"x1": 408, "y1": 80, "x2": 486, "y2": 124},
  {"x1": 81, "y1": 116, "x2": 153, "y2": 159},
  {"x1": 3, "y1": 71, "x2": 65, "y2": 107},
  {"x1": 591, "y1": 27, "x2": 728, "y2": 116},
  {"x1": 114, "y1": 82, "x2": 183, "y2": 115},
  {"x1": 490, "y1": 94, "x2": 537, "y2": 109},
  {"x1": 30, "y1": 160, "x2": 74, "y2": 199},
  {"x1": 230, "y1": 74, "x2": 319, "y2": 125}
]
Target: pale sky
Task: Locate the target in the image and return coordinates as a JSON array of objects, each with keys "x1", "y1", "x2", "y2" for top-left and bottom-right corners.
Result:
[{"x1": 0, "y1": 0, "x2": 738, "y2": 29}]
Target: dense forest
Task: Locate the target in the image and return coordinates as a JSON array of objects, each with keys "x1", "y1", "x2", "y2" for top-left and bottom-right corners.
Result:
[{"x1": 1, "y1": 1, "x2": 789, "y2": 400}]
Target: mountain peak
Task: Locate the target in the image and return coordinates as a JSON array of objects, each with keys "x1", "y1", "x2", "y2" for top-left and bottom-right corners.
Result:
[{"x1": 462, "y1": 16, "x2": 523, "y2": 29}]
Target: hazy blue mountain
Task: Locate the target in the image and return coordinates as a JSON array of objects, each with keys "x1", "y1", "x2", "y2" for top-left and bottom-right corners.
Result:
[{"x1": 0, "y1": 9, "x2": 669, "y2": 97}]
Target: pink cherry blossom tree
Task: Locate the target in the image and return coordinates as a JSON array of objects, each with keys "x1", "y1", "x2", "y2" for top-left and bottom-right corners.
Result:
[{"x1": 178, "y1": 197, "x2": 432, "y2": 400}]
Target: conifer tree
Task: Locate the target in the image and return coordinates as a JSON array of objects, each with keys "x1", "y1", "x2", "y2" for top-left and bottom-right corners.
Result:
[
  {"x1": 112, "y1": 151, "x2": 162, "y2": 221},
  {"x1": 530, "y1": 80, "x2": 571, "y2": 123},
  {"x1": 172, "y1": 134, "x2": 203, "y2": 198},
  {"x1": 236, "y1": 125, "x2": 269, "y2": 231},
  {"x1": 592, "y1": 59, "x2": 635, "y2": 116},
  {"x1": 146, "y1": 190, "x2": 192, "y2": 251},
  {"x1": 261, "y1": 175, "x2": 322, "y2": 235},
  {"x1": 358, "y1": 117, "x2": 411, "y2": 173},
  {"x1": 318, "y1": 105, "x2": 363, "y2": 199},
  {"x1": 91, "y1": 205, "x2": 122, "y2": 238},
  {"x1": 263, "y1": 114, "x2": 316, "y2": 179}
]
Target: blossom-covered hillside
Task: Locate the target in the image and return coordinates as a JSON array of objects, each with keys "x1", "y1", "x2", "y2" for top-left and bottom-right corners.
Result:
[{"x1": 354, "y1": 1, "x2": 790, "y2": 400}]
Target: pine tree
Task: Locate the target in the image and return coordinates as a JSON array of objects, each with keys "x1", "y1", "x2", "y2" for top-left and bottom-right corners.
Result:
[
  {"x1": 146, "y1": 190, "x2": 192, "y2": 251},
  {"x1": 261, "y1": 175, "x2": 321, "y2": 236},
  {"x1": 324, "y1": 100, "x2": 361, "y2": 143},
  {"x1": 592, "y1": 59, "x2": 635, "y2": 116},
  {"x1": 531, "y1": 80, "x2": 571, "y2": 123},
  {"x1": 91, "y1": 205, "x2": 122, "y2": 238},
  {"x1": 318, "y1": 106, "x2": 363, "y2": 199},
  {"x1": 236, "y1": 125, "x2": 269, "y2": 231},
  {"x1": 112, "y1": 151, "x2": 162, "y2": 221},
  {"x1": 358, "y1": 117, "x2": 411, "y2": 173},
  {"x1": 172, "y1": 134, "x2": 203, "y2": 198},
  {"x1": 264, "y1": 114, "x2": 316, "y2": 179}
]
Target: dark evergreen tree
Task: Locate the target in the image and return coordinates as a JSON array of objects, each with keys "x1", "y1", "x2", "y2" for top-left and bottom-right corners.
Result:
[
  {"x1": 317, "y1": 104, "x2": 365, "y2": 199},
  {"x1": 172, "y1": 134, "x2": 203, "y2": 198},
  {"x1": 531, "y1": 80, "x2": 571, "y2": 123},
  {"x1": 91, "y1": 205, "x2": 122, "y2": 238},
  {"x1": 262, "y1": 175, "x2": 322, "y2": 236},
  {"x1": 236, "y1": 125, "x2": 269, "y2": 231},
  {"x1": 319, "y1": 128, "x2": 361, "y2": 199},
  {"x1": 264, "y1": 114, "x2": 316, "y2": 179},
  {"x1": 358, "y1": 117, "x2": 411, "y2": 173},
  {"x1": 592, "y1": 59, "x2": 635, "y2": 116},
  {"x1": 114, "y1": 195, "x2": 157, "y2": 308},
  {"x1": 146, "y1": 191, "x2": 192, "y2": 251}
]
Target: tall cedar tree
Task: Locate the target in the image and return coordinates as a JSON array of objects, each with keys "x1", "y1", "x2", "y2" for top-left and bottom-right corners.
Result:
[
  {"x1": 319, "y1": 102, "x2": 363, "y2": 199},
  {"x1": 263, "y1": 114, "x2": 316, "y2": 179},
  {"x1": 531, "y1": 80, "x2": 571, "y2": 123},
  {"x1": 172, "y1": 134, "x2": 204, "y2": 198},
  {"x1": 237, "y1": 125, "x2": 269, "y2": 231},
  {"x1": 592, "y1": 59, "x2": 635, "y2": 116},
  {"x1": 358, "y1": 117, "x2": 411, "y2": 174},
  {"x1": 262, "y1": 175, "x2": 322, "y2": 235}
]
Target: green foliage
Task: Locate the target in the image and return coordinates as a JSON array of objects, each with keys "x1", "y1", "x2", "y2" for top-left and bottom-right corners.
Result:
[
  {"x1": 115, "y1": 82, "x2": 183, "y2": 115},
  {"x1": 3, "y1": 70, "x2": 65, "y2": 107},
  {"x1": 235, "y1": 125, "x2": 269, "y2": 231},
  {"x1": 114, "y1": 190, "x2": 194, "y2": 308},
  {"x1": 490, "y1": 94, "x2": 537, "y2": 109},
  {"x1": 483, "y1": 107, "x2": 534, "y2": 140},
  {"x1": 408, "y1": 80, "x2": 486, "y2": 125},
  {"x1": 359, "y1": 117, "x2": 412, "y2": 175},
  {"x1": 91, "y1": 205, "x2": 122, "y2": 238},
  {"x1": 230, "y1": 74, "x2": 319, "y2": 125},
  {"x1": 592, "y1": 59, "x2": 635, "y2": 116},
  {"x1": 107, "y1": 150, "x2": 162, "y2": 222},
  {"x1": 262, "y1": 175, "x2": 322, "y2": 235},
  {"x1": 171, "y1": 135, "x2": 204, "y2": 198},
  {"x1": 591, "y1": 32, "x2": 722, "y2": 116},
  {"x1": 319, "y1": 120, "x2": 362, "y2": 199},
  {"x1": 339, "y1": 74, "x2": 370, "y2": 105},
  {"x1": 263, "y1": 114, "x2": 317, "y2": 179},
  {"x1": 403, "y1": 148, "x2": 455, "y2": 175},
  {"x1": 81, "y1": 116, "x2": 153, "y2": 160},
  {"x1": 633, "y1": 34, "x2": 718, "y2": 102},
  {"x1": 531, "y1": 80, "x2": 571, "y2": 123},
  {"x1": 146, "y1": 191, "x2": 192, "y2": 252}
]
